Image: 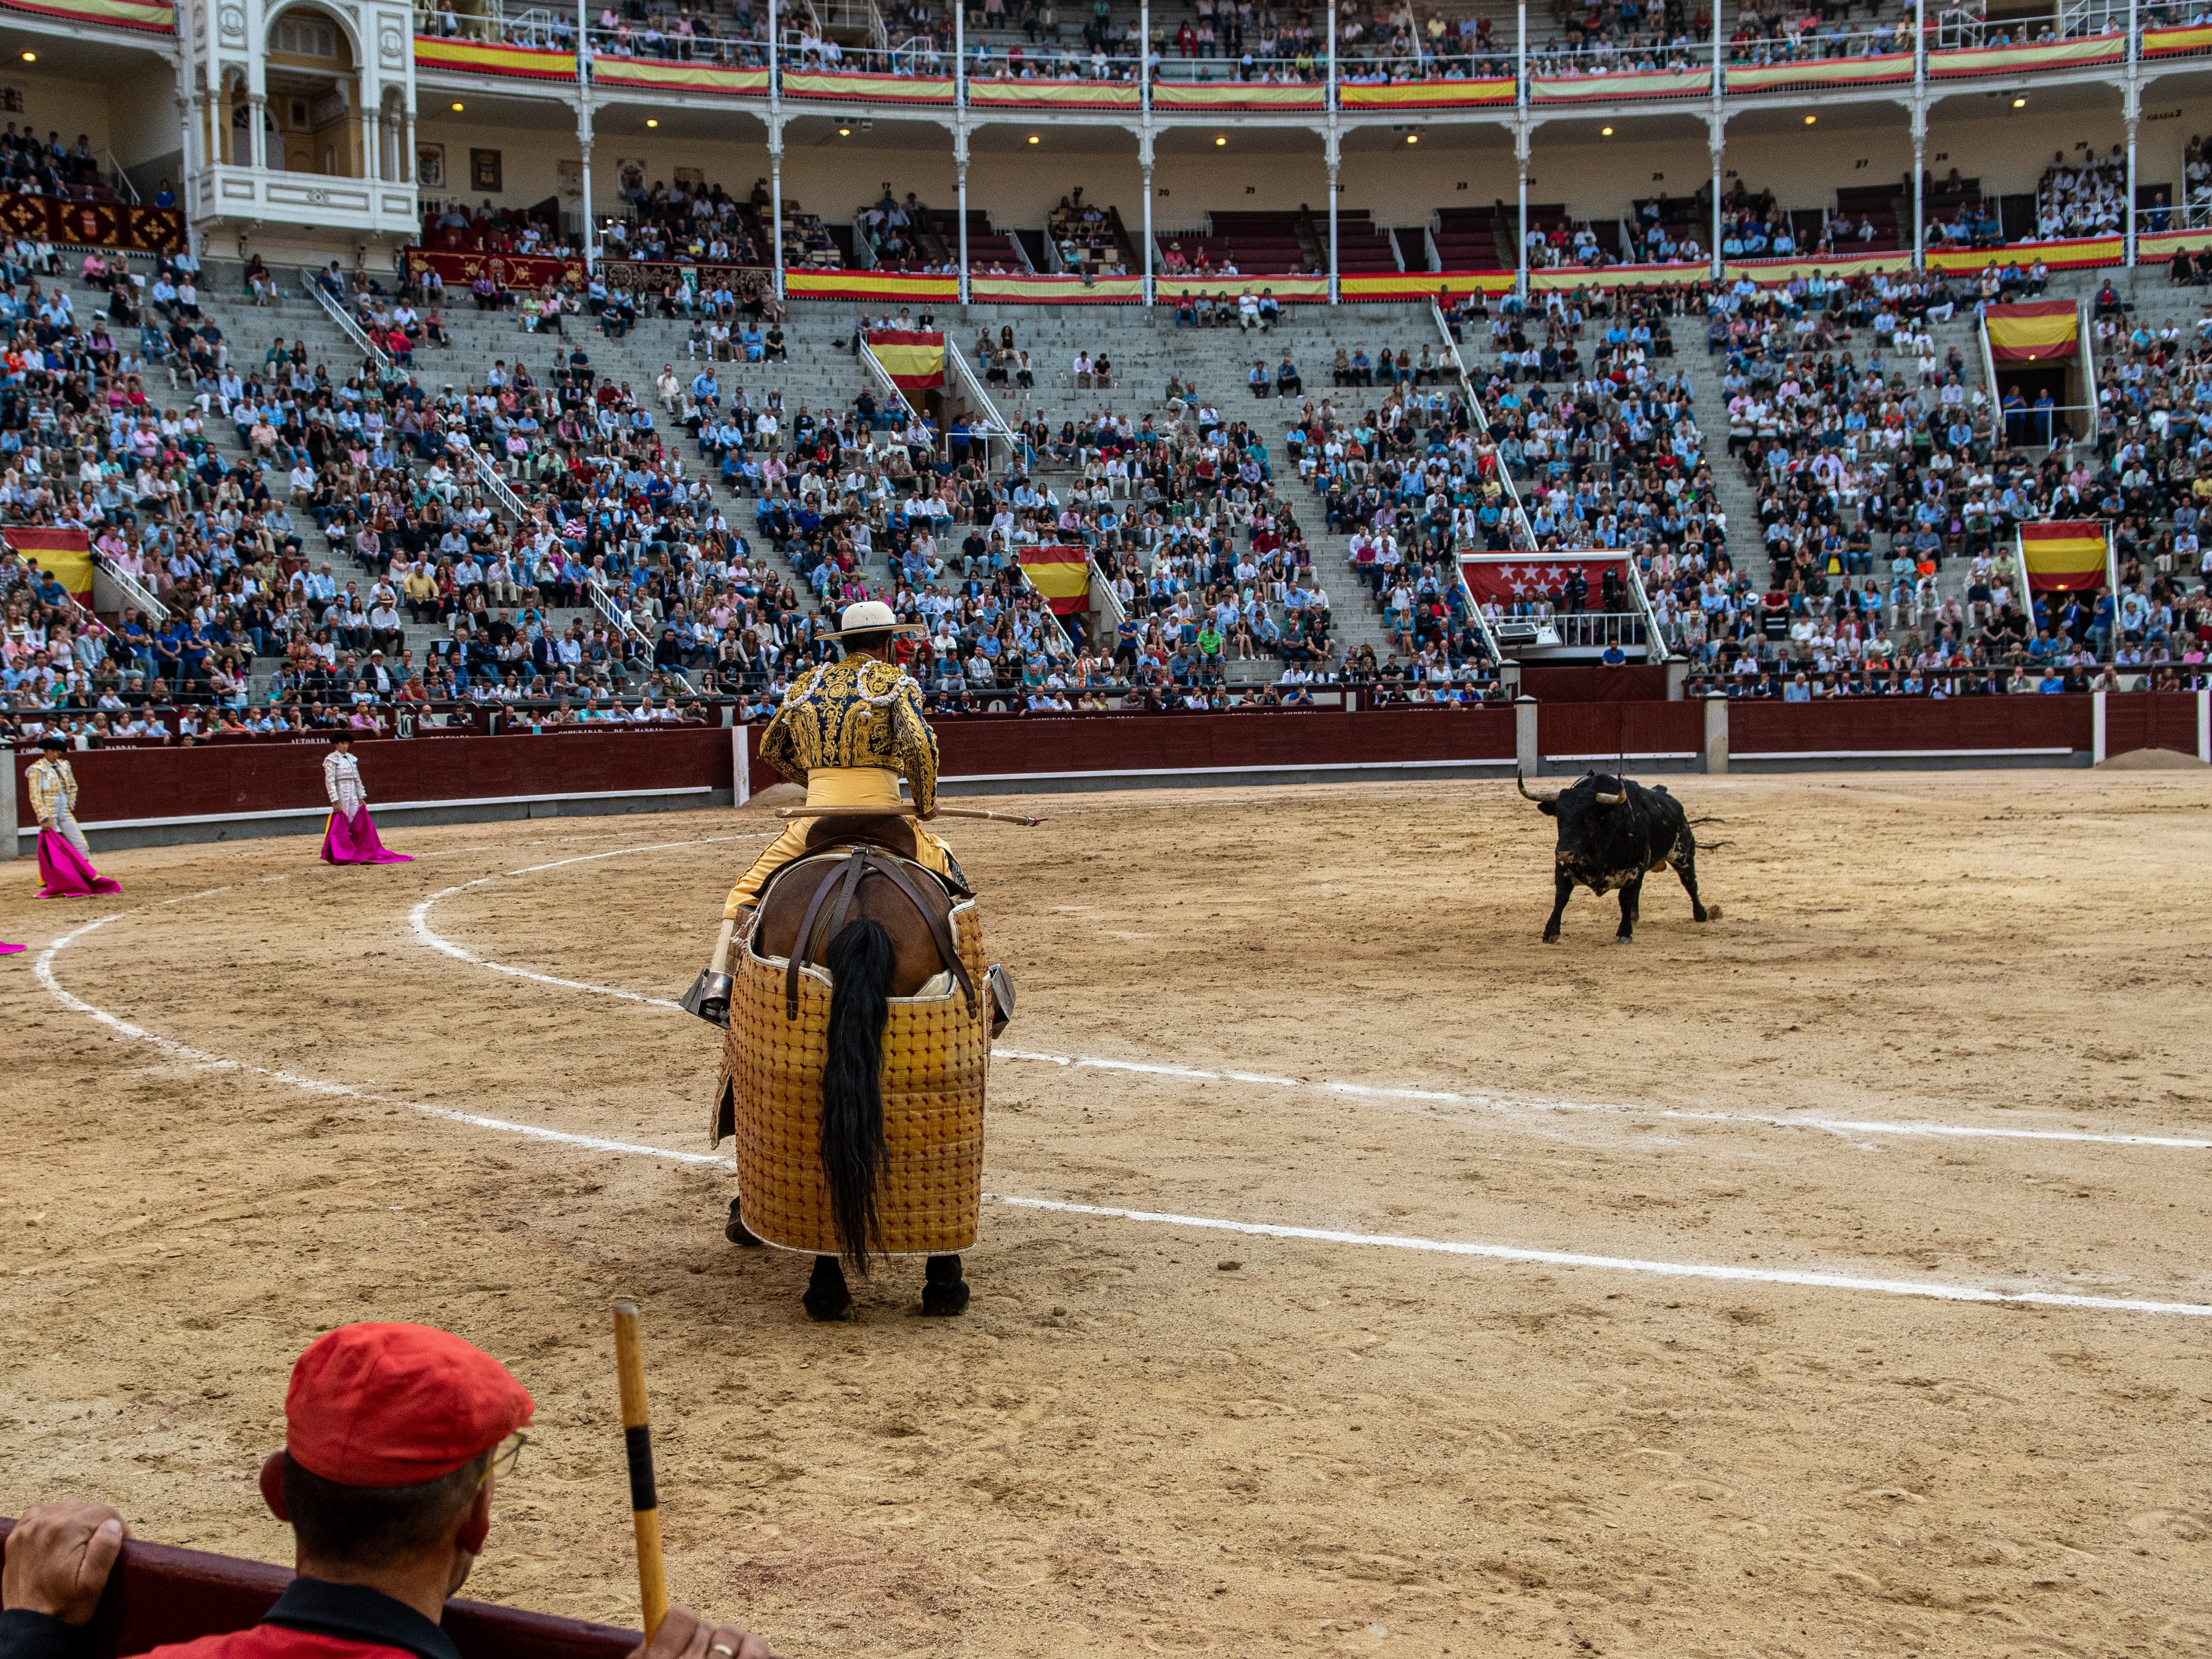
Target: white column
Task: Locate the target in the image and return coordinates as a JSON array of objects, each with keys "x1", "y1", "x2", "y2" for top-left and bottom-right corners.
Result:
[
  {"x1": 769, "y1": 122, "x2": 785, "y2": 299},
  {"x1": 1515, "y1": 0, "x2": 1528, "y2": 304},
  {"x1": 1326, "y1": 0, "x2": 1338, "y2": 305},
  {"x1": 578, "y1": 0, "x2": 597, "y2": 262},
  {"x1": 1708, "y1": 117, "x2": 1723, "y2": 280},
  {"x1": 768, "y1": 0, "x2": 782, "y2": 297},
  {"x1": 1910, "y1": 102, "x2": 1926, "y2": 273},
  {"x1": 1911, "y1": 0, "x2": 1925, "y2": 271},
  {"x1": 579, "y1": 137, "x2": 596, "y2": 263},
  {"x1": 176, "y1": 89, "x2": 202, "y2": 257},
  {"x1": 2127, "y1": 0, "x2": 2140, "y2": 266},
  {"x1": 1326, "y1": 129, "x2": 1340, "y2": 306},
  {"x1": 1708, "y1": 0, "x2": 1722, "y2": 281},
  {"x1": 1515, "y1": 121, "x2": 1530, "y2": 304},
  {"x1": 249, "y1": 94, "x2": 269, "y2": 170},
  {"x1": 361, "y1": 108, "x2": 380, "y2": 181},
  {"x1": 955, "y1": 129, "x2": 970, "y2": 304},
  {"x1": 1140, "y1": 127, "x2": 1154, "y2": 305},
  {"x1": 1141, "y1": 0, "x2": 1152, "y2": 114}
]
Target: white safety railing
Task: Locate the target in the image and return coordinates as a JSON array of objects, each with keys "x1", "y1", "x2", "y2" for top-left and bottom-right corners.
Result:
[
  {"x1": 1429, "y1": 299, "x2": 1513, "y2": 667},
  {"x1": 94, "y1": 555, "x2": 169, "y2": 624}
]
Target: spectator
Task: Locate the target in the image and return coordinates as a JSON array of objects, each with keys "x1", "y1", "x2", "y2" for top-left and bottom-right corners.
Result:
[{"x1": 0, "y1": 1322, "x2": 775, "y2": 1659}]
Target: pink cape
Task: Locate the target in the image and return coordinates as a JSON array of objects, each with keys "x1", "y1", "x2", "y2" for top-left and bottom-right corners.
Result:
[
  {"x1": 319, "y1": 804, "x2": 412, "y2": 865},
  {"x1": 0, "y1": 942, "x2": 24, "y2": 956},
  {"x1": 35, "y1": 828, "x2": 121, "y2": 898}
]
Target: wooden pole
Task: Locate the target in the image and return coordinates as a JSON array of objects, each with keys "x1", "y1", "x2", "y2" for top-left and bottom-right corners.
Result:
[
  {"x1": 773, "y1": 805, "x2": 1045, "y2": 826},
  {"x1": 611, "y1": 1301, "x2": 668, "y2": 1640}
]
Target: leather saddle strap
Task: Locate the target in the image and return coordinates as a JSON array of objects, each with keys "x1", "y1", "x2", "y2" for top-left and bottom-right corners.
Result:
[
  {"x1": 814, "y1": 848, "x2": 875, "y2": 963},
  {"x1": 865, "y1": 853, "x2": 980, "y2": 1018},
  {"x1": 784, "y1": 850, "x2": 866, "y2": 1021}
]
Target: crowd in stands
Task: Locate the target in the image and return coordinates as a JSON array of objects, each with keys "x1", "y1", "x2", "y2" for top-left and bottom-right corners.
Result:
[
  {"x1": 1449, "y1": 260, "x2": 2212, "y2": 696},
  {"x1": 0, "y1": 126, "x2": 112, "y2": 202},
  {"x1": 2035, "y1": 149, "x2": 2132, "y2": 242},
  {"x1": 1054, "y1": 192, "x2": 1129, "y2": 276}
]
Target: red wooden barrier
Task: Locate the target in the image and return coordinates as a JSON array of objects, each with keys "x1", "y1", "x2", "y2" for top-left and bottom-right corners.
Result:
[
  {"x1": 2102, "y1": 690, "x2": 2201, "y2": 757},
  {"x1": 1536, "y1": 701, "x2": 1702, "y2": 760},
  {"x1": 1519, "y1": 665, "x2": 1670, "y2": 703},
  {"x1": 932, "y1": 706, "x2": 1520, "y2": 778},
  {"x1": 0, "y1": 1520, "x2": 637, "y2": 1659},
  {"x1": 15, "y1": 729, "x2": 734, "y2": 829},
  {"x1": 1728, "y1": 696, "x2": 2092, "y2": 756},
  {"x1": 16, "y1": 700, "x2": 2116, "y2": 834}
]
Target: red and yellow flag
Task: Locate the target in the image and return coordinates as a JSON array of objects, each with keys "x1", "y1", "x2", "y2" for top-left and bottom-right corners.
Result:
[
  {"x1": 1986, "y1": 300, "x2": 2078, "y2": 362},
  {"x1": 7, "y1": 526, "x2": 93, "y2": 604},
  {"x1": 2019, "y1": 521, "x2": 2108, "y2": 592},
  {"x1": 866, "y1": 330, "x2": 945, "y2": 391},
  {"x1": 1019, "y1": 545, "x2": 1090, "y2": 615}
]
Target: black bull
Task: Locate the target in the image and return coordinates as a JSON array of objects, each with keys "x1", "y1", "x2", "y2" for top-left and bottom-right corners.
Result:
[{"x1": 1518, "y1": 772, "x2": 1720, "y2": 943}]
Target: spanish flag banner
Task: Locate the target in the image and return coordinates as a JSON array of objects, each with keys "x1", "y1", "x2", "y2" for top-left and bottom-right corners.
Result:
[
  {"x1": 7, "y1": 526, "x2": 94, "y2": 605},
  {"x1": 0, "y1": 0, "x2": 172, "y2": 30},
  {"x1": 1985, "y1": 300, "x2": 2079, "y2": 362},
  {"x1": 971, "y1": 274, "x2": 1144, "y2": 305},
  {"x1": 1150, "y1": 80, "x2": 1325, "y2": 110},
  {"x1": 867, "y1": 330, "x2": 945, "y2": 390},
  {"x1": 2144, "y1": 22, "x2": 2212, "y2": 55},
  {"x1": 411, "y1": 36, "x2": 577, "y2": 80},
  {"x1": 592, "y1": 57, "x2": 769, "y2": 95},
  {"x1": 2018, "y1": 522, "x2": 2110, "y2": 593},
  {"x1": 784, "y1": 270, "x2": 957, "y2": 302},
  {"x1": 1338, "y1": 77, "x2": 1515, "y2": 108},
  {"x1": 781, "y1": 70, "x2": 955, "y2": 103},
  {"x1": 1723, "y1": 52, "x2": 1913, "y2": 91},
  {"x1": 966, "y1": 78, "x2": 1140, "y2": 108},
  {"x1": 1019, "y1": 545, "x2": 1091, "y2": 615}
]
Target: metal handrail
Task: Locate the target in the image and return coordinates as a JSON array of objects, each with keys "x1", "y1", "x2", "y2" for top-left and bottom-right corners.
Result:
[
  {"x1": 92, "y1": 551, "x2": 170, "y2": 624},
  {"x1": 301, "y1": 266, "x2": 392, "y2": 372},
  {"x1": 1428, "y1": 299, "x2": 1514, "y2": 668}
]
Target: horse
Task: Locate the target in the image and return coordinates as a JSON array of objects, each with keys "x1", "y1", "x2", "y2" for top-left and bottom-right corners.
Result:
[{"x1": 725, "y1": 835, "x2": 977, "y2": 1321}]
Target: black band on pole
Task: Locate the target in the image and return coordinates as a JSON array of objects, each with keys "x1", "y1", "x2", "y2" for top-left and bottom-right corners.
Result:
[{"x1": 624, "y1": 1424, "x2": 659, "y2": 1513}]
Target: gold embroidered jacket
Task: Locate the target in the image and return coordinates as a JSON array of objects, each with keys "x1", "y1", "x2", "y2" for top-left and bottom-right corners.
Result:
[
  {"x1": 27, "y1": 755, "x2": 78, "y2": 824},
  {"x1": 760, "y1": 656, "x2": 939, "y2": 815}
]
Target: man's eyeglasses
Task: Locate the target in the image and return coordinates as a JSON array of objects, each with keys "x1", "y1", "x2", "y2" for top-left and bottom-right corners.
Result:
[{"x1": 481, "y1": 1430, "x2": 531, "y2": 1487}]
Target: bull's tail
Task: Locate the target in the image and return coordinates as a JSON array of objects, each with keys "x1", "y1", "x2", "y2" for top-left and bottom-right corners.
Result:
[{"x1": 820, "y1": 917, "x2": 894, "y2": 1271}]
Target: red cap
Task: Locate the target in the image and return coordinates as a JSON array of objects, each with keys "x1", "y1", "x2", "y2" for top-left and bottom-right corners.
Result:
[{"x1": 285, "y1": 1323, "x2": 535, "y2": 1488}]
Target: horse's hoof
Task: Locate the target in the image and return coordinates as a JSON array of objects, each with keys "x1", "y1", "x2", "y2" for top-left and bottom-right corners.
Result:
[
  {"x1": 724, "y1": 1199, "x2": 764, "y2": 1247},
  {"x1": 802, "y1": 1287, "x2": 851, "y2": 1321},
  {"x1": 804, "y1": 1256, "x2": 852, "y2": 1321},
  {"x1": 921, "y1": 1280, "x2": 970, "y2": 1316}
]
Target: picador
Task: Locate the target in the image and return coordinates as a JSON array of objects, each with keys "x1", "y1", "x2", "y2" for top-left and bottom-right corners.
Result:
[
  {"x1": 1516, "y1": 771, "x2": 1719, "y2": 944},
  {"x1": 684, "y1": 600, "x2": 1013, "y2": 1322}
]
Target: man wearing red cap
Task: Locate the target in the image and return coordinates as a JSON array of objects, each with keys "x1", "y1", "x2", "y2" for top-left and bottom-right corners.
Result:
[{"x1": 1, "y1": 1324, "x2": 773, "y2": 1659}]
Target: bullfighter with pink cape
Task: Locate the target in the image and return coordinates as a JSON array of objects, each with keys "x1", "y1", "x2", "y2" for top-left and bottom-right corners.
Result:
[
  {"x1": 318, "y1": 733, "x2": 411, "y2": 865},
  {"x1": 28, "y1": 734, "x2": 121, "y2": 898}
]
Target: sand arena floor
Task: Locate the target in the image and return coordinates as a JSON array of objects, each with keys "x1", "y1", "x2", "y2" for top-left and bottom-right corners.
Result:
[{"x1": 6, "y1": 770, "x2": 2212, "y2": 1657}]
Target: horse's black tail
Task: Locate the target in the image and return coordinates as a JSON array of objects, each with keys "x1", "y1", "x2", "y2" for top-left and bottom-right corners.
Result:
[{"x1": 820, "y1": 917, "x2": 894, "y2": 1272}]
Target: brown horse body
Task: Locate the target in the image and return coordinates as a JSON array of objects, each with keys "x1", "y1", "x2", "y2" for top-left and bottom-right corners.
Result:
[{"x1": 730, "y1": 833, "x2": 975, "y2": 1320}]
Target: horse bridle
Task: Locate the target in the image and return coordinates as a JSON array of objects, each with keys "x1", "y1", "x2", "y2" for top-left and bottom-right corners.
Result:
[{"x1": 781, "y1": 846, "x2": 979, "y2": 1023}]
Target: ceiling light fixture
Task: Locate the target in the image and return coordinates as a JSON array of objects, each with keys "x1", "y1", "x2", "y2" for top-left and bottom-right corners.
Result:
[
  {"x1": 1803, "y1": 114, "x2": 1816, "y2": 125},
  {"x1": 646, "y1": 118, "x2": 659, "y2": 127},
  {"x1": 19, "y1": 49, "x2": 33, "y2": 61},
  {"x1": 1215, "y1": 134, "x2": 1226, "y2": 145},
  {"x1": 1600, "y1": 125, "x2": 1613, "y2": 136},
  {"x1": 1406, "y1": 133, "x2": 1419, "y2": 144},
  {"x1": 837, "y1": 126, "x2": 851, "y2": 136},
  {"x1": 1027, "y1": 133, "x2": 1039, "y2": 144},
  {"x1": 2013, "y1": 95, "x2": 2027, "y2": 107}
]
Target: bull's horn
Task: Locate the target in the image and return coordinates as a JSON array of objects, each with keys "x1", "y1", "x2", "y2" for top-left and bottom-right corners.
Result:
[
  {"x1": 1516, "y1": 773, "x2": 1559, "y2": 805},
  {"x1": 1593, "y1": 788, "x2": 1627, "y2": 806}
]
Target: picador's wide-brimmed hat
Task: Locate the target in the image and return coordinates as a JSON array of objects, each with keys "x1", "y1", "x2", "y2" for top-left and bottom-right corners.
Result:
[{"x1": 820, "y1": 599, "x2": 924, "y2": 639}]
